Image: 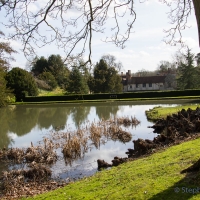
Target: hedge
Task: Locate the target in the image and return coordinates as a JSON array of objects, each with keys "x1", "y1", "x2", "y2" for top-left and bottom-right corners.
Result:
[{"x1": 22, "y1": 89, "x2": 200, "y2": 102}]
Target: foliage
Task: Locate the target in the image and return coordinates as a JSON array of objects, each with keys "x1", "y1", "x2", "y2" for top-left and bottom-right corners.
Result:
[
  {"x1": 0, "y1": 68, "x2": 14, "y2": 107},
  {"x1": 31, "y1": 56, "x2": 48, "y2": 76},
  {"x1": 38, "y1": 71, "x2": 57, "y2": 90},
  {"x1": 6, "y1": 67, "x2": 38, "y2": 101},
  {"x1": 93, "y1": 59, "x2": 122, "y2": 93},
  {"x1": 157, "y1": 60, "x2": 177, "y2": 75},
  {"x1": 47, "y1": 54, "x2": 66, "y2": 85},
  {"x1": 0, "y1": 31, "x2": 17, "y2": 71},
  {"x1": 31, "y1": 54, "x2": 69, "y2": 88},
  {"x1": 67, "y1": 67, "x2": 89, "y2": 94},
  {"x1": 34, "y1": 77, "x2": 51, "y2": 91},
  {"x1": 176, "y1": 48, "x2": 197, "y2": 90},
  {"x1": 195, "y1": 53, "x2": 200, "y2": 66},
  {"x1": 0, "y1": 31, "x2": 16, "y2": 106}
]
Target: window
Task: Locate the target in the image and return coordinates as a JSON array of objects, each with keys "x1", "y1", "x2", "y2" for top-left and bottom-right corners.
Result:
[
  {"x1": 149, "y1": 83, "x2": 152, "y2": 87},
  {"x1": 136, "y1": 84, "x2": 138, "y2": 88},
  {"x1": 143, "y1": 83, "x2": 146, "y2": 87},
  {"x1": 130, "y1": 85, "x2": 132, "y2": 89}
]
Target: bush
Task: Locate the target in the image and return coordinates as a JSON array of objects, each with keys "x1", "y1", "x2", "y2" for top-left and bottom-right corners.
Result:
[{"x1": 6, "y1": 67, "x2": 38, "y2": 101}]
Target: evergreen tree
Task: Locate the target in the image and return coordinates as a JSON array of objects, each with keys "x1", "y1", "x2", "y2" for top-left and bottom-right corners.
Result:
[
  {"x1": 67, "y1": 67, "x2": 89, "y2": 94},
  {"x1": 31, "y1": 56, "x2": 48, "y2": 76},
  {"x1": 93, "y1": 59, "x2": 122, "y2": 93},
  {"x1": 177, "y1": 48, "x2": 197, "y2": 90},
  {"x1": 47, "y1": 54, "x2": 66, "y2": 85}
]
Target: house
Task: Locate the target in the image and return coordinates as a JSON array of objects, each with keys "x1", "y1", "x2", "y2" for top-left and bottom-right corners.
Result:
[{"x1": 121, "y1": 70, "x2": 176, "y2": 92}]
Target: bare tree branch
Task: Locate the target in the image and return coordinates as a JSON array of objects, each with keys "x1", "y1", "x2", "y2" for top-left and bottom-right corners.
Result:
[{"x1": 0, "y1": 0, "x2": 199, "y2": 66}]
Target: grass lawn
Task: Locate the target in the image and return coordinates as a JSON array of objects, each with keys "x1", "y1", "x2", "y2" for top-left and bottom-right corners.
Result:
[
  {"x1": 38, "y1": 87, "x2": 65, "y2": 96},
  {"x1": 146, "y1": 104, "x2": 200, "y2": 121},
  {"x1": 24, "y1": 137, "x2": 200, "y2": 200}
]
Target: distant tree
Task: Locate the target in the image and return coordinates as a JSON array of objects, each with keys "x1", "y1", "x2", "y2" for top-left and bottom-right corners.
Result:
[
  {"x1": 93, "y1": 59, "x2": 122, "y2": 93},
  {"x1": 93, "y1": 59, "x2": 108, "y2": 93},
  {"x1": 6, "y1": 67, "x2": 38, "y2": 101},
  {"x1": 67, "y1": 67, "x2": 89, "y2": 94},
  {"x1": 31, "y1": 56, "x2": 48, "y2": 76},
  {"x1": 195, "y1": 53, "x2": 200, "y2": 66},
  {"x1": 47, "y1": 54, "x2": 66, "y2": 85},
  {"x1": 0, "y1": 31, "x2": 16, "y2": 106},
  {"x1": 101, "y1": 54, "x2": 123, "y2": 72},
  {"x1": 176, "y1": 48, "x2": 197, "y2": 90},
  {"x1": 157, "y1": 61, "x2": 177, "y2": 75},
  {"x1": 38, "y1": 71, "x2": 57, "y2": 90},
  {"x1": 87, "y1": 74, "x2": 95, "y2": 93},
  {"x1": 0, "y1": 68, "x2": 14, "y2": 107}
]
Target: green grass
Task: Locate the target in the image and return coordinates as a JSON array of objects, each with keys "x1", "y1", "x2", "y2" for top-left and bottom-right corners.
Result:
[
  {"x1": 38, "y1": 87, "x2": 65, "y2": 96},
  {"x1": 146, "y1": 104, "x2": 200, "y2": 121},
  {"x1": 24, "y1": 137, "x2": 200, "y2": 200}
]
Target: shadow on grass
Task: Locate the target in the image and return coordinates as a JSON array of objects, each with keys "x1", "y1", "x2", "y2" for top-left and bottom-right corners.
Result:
[{"x1": 149, "y1": 170, "x2": 200, "y2": 200}]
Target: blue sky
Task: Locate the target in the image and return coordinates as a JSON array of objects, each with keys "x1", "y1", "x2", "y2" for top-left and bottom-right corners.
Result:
[{"x1": 0, "y1": 0, "x2": 199, "y2": 73}]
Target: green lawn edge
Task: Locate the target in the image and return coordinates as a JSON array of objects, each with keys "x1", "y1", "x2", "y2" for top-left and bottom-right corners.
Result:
[
  {"x1": 146, "y1": 104, "x2": 200, "y2": 121},
  {"x1": 24, "y1": 137, "x2": 200, "y2": 200}
]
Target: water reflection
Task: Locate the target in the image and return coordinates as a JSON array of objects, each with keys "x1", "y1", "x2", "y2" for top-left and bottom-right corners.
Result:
[
  {"x1": 70, "y1": 105, "x2": 91, "y2": 128},
  {"x1": 0, "y1": 100, "x2": 199, "y2": 181},
  {"x1": 95, "y1": 102, "x2": 119, "y2": 120}
]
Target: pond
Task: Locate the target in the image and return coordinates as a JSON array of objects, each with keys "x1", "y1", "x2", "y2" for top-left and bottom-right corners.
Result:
[{"x1": 0, "y1": 100, "x2": 199, "y2": 182}]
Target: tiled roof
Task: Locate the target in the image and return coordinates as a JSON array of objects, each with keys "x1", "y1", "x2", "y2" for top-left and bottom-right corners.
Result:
[{"x1": 130, "y1": 76, "x2": 166, "y2": 84}]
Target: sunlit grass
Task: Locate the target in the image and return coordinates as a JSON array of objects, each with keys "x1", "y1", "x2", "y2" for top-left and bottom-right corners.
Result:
[
  {"x1": 24, "y1": 137, "x2": 200, "y2": 200},
  {"x1": 146, "y1": 104, "x2": 200, "y2": 121},
  {"x1": 38, "y1": 87, "x2": 64, "y2": 96}
]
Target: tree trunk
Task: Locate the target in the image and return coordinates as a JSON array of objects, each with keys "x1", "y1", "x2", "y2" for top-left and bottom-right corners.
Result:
[{"x1": 192, "y1": 0, "x2": 200, "y2": 46}]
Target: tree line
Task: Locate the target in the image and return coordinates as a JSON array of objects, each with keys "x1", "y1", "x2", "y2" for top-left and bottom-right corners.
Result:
[
  {"x1": 0, "y1": 35, "x2": 123, "y2": 106},
  {"x1": 1, "y1": 29, "x2": 200, "y2": 107}
]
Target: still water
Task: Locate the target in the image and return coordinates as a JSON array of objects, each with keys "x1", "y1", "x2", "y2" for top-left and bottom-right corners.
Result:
[{"x1": 0, "y1": 100, "x2": 198, "y2": 181}]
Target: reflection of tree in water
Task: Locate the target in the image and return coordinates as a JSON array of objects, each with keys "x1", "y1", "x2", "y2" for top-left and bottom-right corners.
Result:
[
  {"x1": 37, "y1": 106, "x2": 71, "y2": 130},
  {"x1": 0, "y1": 106, "x2": 14, "y2": 148},
  {"x1": 9, "y1": 106, "x2": 39, "y2": 136},
  {"x1": 96, "y1": 103, "x2": 119, "y2": 120},
  {"x1": 70, "y1": 105, "x2": 91, "y2": 128}
]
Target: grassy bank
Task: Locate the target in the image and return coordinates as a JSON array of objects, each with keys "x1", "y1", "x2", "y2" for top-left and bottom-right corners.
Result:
[
  {"x1": 146, "y1": 104, "x2": 200, "y2": 121},
  {"x1": 24, "y1": 137, "x2": 200, "y2": 200},
  {"x1": 38, "y1": 87, "x2": 65, "y2": 96}
]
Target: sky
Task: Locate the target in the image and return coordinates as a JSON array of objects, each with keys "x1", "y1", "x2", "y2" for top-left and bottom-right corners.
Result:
[{"x1": 0, "y1": 0, "x2": 199, "y2": 73}]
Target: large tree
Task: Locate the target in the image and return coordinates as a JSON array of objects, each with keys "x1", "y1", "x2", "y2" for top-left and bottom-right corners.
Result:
[
  {"x1": 0, "y1": 1, "x2": 199, "y2": 64},
  {"x1": 176, "y1": 48, "x2": 197, "y2": 90},
  {"x1": 31, "y1": 56, "x2": 48, "y2": 76},
  {"x1": 47, "y1": 54, "x2": 66, "y2": 85},
  {"x1": 0, "y1": 31, "x2": 16, "y2": 107},
  {"x1": 93, "y1": 59, "x2": 122, "y2": 93},
  {"x1": 6, "y1": 67, "x2": 38, "y2": 101},
  {"x1": 67, "y1": 67, "x2": 89, "y2": 94}
]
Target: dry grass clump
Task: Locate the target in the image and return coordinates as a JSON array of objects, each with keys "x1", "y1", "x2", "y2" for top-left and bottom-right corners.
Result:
[
  {"x1": 89, "y1": 122, "x2": 102, "y2": 148},
  {"x1": 25, "y1": 140, "x2": 57, "y2": 164},
  {"x1": 0, "y1": 147, "x2": 25, "y2": 164},
  {"x1": 0, "y1": 140, "x2": 57, "y2": 165},
  {"x1": 0, "y1": 162, "x2": 63, "y2": 199},
  {"x1": 108, "y1": 125, "x2": 132, "y2": 143},
  {"x1": 62, "y1": 135, "x2": 88, "y2": 165},
  {"x1": 115, "y1": 116, "x2": 140, "y2": 127}
]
